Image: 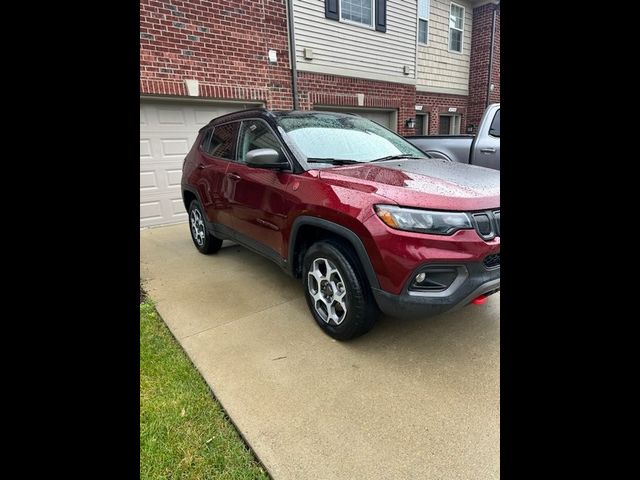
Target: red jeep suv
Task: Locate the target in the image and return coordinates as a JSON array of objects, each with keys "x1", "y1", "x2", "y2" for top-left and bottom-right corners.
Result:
[{"x1": 182, "y1": 109, "x2": 500, "y2": 340}]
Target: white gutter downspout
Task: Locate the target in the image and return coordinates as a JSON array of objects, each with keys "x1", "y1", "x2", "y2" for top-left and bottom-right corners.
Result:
[{"x1": 285, "y1": 0, "x2": 299, "y2": 109}]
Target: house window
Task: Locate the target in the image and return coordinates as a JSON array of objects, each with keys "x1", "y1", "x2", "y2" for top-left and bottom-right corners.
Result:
[
  {"x1": 341, "y1": 0, "x2": 374, "y2": 28},
  {"x1": 449, "y1": 3, "x2": 465, "y2": 53},
  {"x1": 439, "y1": 114, "x2": 460, "y2": 135},
  {"x1": 418, "y1": 0, "x2": 429, "y2": 44}
]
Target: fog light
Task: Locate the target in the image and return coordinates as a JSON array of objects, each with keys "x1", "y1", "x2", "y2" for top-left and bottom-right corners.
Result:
[{"x1": 409, "y1": 266, "x2": 460, "y2": 292}]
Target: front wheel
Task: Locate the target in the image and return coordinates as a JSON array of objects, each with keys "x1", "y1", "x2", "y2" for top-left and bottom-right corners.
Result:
[
  {"x1": 302, "y1": 240, "x2": 379, "y2": 340},
  {"x1": 188, "y1": 200, "x2": 222, "y2": 254}
]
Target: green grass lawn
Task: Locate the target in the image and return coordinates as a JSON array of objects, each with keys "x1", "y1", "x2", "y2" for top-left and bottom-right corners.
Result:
[{"x1": 140, "y1": 298, "x2": 270, "y2": 480}]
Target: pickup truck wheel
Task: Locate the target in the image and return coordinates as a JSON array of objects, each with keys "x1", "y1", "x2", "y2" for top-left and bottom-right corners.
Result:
[
  {"x1": 303, "y1": 240, "x2": 379, "y2": 340},
  {"x1": 188, "y1": 200, "x2": 222, "y2": 254}
]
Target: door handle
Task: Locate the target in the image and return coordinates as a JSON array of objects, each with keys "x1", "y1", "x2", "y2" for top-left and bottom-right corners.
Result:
[
  {"x1": 480, "y1": 148, "x2": 496, "y2": 153},
  {"x1": 197, "y1": 163, "x2": 205, "y2": 169},
  {"x1": 227, "y1": 173, "x2": 241, "y2": 181}
]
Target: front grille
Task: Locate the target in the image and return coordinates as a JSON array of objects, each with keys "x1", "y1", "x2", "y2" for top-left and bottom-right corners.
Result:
[
  {"x1": 474, "y1": 214, "x2": 492, "y2": 236},
  {"x1": 483, "y1": 253, "x2": 501, "y2": 269},
  {"x1": 472, "y1": 209, "x2": 500, "y2": 240}
]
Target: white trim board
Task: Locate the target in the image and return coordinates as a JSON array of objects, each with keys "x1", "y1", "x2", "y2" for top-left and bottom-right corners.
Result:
[
  {"x1": 297, "y1": 62, "x2": 417, "y2": 85},
  {"x1": 416, "y1": 85, "x2": 469, "y2": 96}
]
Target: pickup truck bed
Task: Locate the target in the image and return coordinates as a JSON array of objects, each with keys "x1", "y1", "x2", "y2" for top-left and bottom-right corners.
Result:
[
  {"x1": 405, "y1": 103, "x2": 500, "y2": 170},
  {"x1": 405, "y1": 135, "x2": 475, "y2": 164}
]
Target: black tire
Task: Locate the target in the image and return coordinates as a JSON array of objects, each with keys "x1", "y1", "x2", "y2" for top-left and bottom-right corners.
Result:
[
  {"x1": 302, "y1": 239, "x2": 379, "y2": 341},
  {"x1": 188, "y1": 200, "x2": 222, "y2": 254}
]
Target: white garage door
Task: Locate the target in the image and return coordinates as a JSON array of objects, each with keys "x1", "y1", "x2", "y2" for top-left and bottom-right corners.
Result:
[
  {"x1": 140, "y1": 99, "x2": 261, "y2": 227},
  {"x1": 314, "y1": 106, "x2": 396, "y2": 131}
]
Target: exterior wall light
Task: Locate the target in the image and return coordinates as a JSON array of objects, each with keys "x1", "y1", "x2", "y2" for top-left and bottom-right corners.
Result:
[{"x1": 405, "y1": 118, "x2": 416, "y2": 129}]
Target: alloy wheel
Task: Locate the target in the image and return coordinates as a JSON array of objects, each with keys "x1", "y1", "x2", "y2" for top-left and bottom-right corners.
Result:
[
  {"x1": 307, "y1": 257, "x2": 348, "y2": 325},
  {"x1": 190, "y1": 208, "x2": 206, "y2": 246}
]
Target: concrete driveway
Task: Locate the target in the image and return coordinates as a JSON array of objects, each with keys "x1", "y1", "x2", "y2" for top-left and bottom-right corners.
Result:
[{"x1": 140, "y1": 224, "x2": 500, "y2": 480}]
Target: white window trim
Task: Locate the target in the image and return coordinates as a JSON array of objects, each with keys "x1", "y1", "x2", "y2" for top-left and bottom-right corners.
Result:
[
  {"x1": 418, "y1": 0, "x2": 430, "y2": 45},
  {"x1": 448, "y1": 2, "x2": 465, "y2": 54},
  {"x1": 339, "y1": 0, "x2": 375, "y2": 30}
]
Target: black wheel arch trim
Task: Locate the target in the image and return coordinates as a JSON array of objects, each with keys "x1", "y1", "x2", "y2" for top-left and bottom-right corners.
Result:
[
  {"x1": 181, "y1": 185, "x2": 204, "y2": 215},
  {"x1": 178, "y1": 195, "x2": 381, "y2": 290},
  {"x1": 289, "y1": 216, "x2": 380, "y2": 289}
]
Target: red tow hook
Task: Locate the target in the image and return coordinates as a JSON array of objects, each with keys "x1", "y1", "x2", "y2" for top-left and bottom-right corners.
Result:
[{"x1": 471, "y1": 295, "x2": 487, "y2": 305}]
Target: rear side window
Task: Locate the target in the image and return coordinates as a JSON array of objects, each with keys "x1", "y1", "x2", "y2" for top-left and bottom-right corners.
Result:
[
  {"x1": 200, "y1": 128, "x2": 213, "y2": 152},
  {"x1": 203, "y1": 122, "x2": 239, "y2": 160},
  {"x1": 489, "y1": 109, "x2": 500, "y2": 137}
]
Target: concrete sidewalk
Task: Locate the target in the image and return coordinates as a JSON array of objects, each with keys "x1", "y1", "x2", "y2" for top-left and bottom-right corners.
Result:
[{"x1": 141, "y1": 223, "x2": 500, "y2": 479}]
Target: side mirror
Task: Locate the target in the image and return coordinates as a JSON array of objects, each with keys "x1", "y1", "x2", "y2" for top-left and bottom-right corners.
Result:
[{"x1": 245, "y1": 148, "x2": 287, "y2": 169}]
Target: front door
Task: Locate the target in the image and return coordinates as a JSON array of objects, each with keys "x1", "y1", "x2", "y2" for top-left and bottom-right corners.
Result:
[
  {"x1": 439, "y1": 114, "x2": 460, "y2": 134},
  {"x1": 472, "y1": 108, "x2": 500, "y2": 170},
  {"x1": 414, "y1": 113, "x2": 429, "y2": 135},
  {"x1": 224, "y1": 119, "x2": 295, "y2": 259}
]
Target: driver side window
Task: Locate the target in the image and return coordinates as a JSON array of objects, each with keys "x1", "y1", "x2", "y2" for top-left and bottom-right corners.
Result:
[{"x1": 237, "y1": 120, "x2": 284, "y2": 164}]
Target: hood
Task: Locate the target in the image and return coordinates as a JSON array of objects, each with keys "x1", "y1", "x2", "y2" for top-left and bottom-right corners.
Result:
[{"x1": 317, "y1": 158, "x2": 500, "y2": 211}]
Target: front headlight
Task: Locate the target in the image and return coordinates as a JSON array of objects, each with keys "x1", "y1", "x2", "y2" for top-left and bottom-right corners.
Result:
[{"x1": 374, "y1": 205, "x2": 473, "y2": 235}]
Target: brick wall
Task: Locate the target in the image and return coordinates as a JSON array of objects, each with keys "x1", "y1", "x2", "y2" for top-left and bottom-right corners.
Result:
[
  {"x1": 140, "y1": 0, "x2": 499, "y2": 136},
  {"x1": 295, "y1": 73, "x2": 470, "y2": 136},
  {"x1": 488, "y1": 7, "x2": 500, "y2": 105},
  {"x1": 467, "y1": 2, "x2": 500, "y2": 129},
  {"x1": 297, "y1": 72, "x2": 417, "y2": 136},
  {"x1": 140, "y1": 0, "x2": 293, "y2": 108},
  {"x1": 415, "y1": 92, "x2": 469, "y2": 135}
]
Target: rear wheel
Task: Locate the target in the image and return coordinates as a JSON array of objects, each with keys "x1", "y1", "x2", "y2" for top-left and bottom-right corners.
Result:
[
  {"x1": 302, "y1": 240, "x2": 379, "y2": 340},
  {"x1": 188, "y1": 200, "x2": 222, "y2": 254}
]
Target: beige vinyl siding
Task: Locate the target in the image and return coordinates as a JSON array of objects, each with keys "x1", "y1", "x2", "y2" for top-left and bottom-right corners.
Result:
[
  {"x1": 293, "y1": 0, "x2": 417, "y2": 84},
  {"x1": 416, "y1": 0, "x2": 472, "y2": 94}
]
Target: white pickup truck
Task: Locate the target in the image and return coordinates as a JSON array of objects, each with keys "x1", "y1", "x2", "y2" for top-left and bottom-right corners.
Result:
[{"x1": 405, "y1": 103, "x2": 500, "y2": 170}]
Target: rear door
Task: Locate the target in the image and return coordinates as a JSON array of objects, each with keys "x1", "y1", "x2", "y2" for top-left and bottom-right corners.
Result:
[{"x1": 196, "y1": 122, "x2": 239, "y2": 227}]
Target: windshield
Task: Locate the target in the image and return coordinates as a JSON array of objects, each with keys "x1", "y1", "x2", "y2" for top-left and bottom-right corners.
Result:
[{"x1": 277, "y1": 113, "x2": 426, "y2": 162}]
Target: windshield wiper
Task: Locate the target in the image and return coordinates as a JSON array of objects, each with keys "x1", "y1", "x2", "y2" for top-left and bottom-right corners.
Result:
[
  {"x1": 370, "y1": 154, "x2": 426, "y2": 162},
  {"x1": 306, "y1": 158, "x2": 363, "y2": 165}
]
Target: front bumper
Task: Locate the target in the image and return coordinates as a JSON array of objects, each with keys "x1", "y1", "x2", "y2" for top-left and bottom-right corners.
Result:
[{"x1": 371, "y1": 261, "x2": 500, "y2": 317}]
